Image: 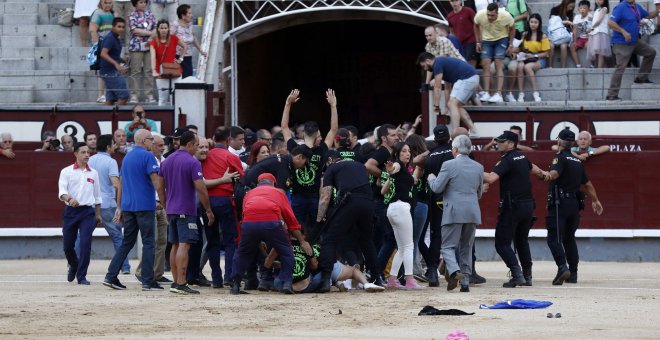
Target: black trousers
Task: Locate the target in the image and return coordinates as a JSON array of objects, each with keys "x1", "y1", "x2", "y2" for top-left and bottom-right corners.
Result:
[
  {"x1": 320, "y1": 196, "x2": 378, "y2": 276},
  {"x1": 546, "y1": 198, "x2": 580, "y2": 272},
  {"x1": 495, "y1": 201, "x2": 534, "y2": 272},
  {"x1": 426, "y1": 193, "x2": 444, "y2": 268}
]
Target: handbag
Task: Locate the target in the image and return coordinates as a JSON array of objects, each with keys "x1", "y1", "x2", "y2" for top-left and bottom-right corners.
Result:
[
  {"x1": 158, "y1": 39, "x2": 181, "y2": 78},
  {"x1": 57, "y1": 8, "x2": 74, "y2": 27}
]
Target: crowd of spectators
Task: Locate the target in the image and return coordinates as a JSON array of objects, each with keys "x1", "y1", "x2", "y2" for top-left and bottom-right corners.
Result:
[{"x1": 73, "y1": 0, "x2": 205, "y2": 105}]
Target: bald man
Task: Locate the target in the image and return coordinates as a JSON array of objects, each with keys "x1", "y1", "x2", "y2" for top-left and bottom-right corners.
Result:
[{"x1": 104, "y1": 129, "x2": 166, "y2": 291}]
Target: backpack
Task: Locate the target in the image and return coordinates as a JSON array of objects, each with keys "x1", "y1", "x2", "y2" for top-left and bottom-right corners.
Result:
[
  {"x1": 548, "y1": 15, "x2": 571, "y2": 44},
  {"x1": 87, "y1": 37, "x2": 102, "y2": 71}
]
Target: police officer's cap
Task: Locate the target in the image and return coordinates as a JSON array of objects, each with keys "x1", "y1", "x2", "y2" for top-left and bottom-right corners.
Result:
[
  {"x1": 433, "y1": 124, "x2": 449, "y2": 140},
  {"x1": 557, "y1": 128, "x2": 575, "y2": 142},
  {"x1": 257, "y1": 173, "x2": 277, "y2": 186},
  {"x1": 494, "y1": 130, "x2": 518, "y2": 144},
  {"x1": 171, "y1": 127, "x2": 188, "y2": 139}
]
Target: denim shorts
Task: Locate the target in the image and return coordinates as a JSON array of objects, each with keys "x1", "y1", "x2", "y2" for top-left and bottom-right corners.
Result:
[
  {"x1": 100, "y1": 70, "x2": 130, "y2": 102},
  {"x1": 481, "y1": 37, "x2": 509, "y2": 60},
  {"x1": 167, "y1": 214, "x2": 199, "y2": 244}
]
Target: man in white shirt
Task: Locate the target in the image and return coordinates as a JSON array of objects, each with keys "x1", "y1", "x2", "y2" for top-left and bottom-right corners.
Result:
[{"x1": 58, "y1": 142, "x2": 102, "y2": 285}]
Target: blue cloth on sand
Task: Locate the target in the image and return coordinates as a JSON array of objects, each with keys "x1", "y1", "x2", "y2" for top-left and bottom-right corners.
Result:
[{"x1": 479, "y1": 299, "x2": 553, "y2": 309}]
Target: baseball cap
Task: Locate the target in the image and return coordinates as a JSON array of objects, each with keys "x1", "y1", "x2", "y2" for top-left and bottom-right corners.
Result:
[
  {"x1": 494, "y1": 130, "x2": 519, "y2": 144},
  {"x1": 433, "y1": 124, "x2": 449, "y2": 140},
  {"x1": 171, "y1": 127, "x2": 188, "y2": 139},
  {"x1": 557, "y1": 128, "x2": 575, "y2": 142},
  {"x1": 245, "y1": 131, "x2": 257, "y2": 146},
  {"x1": 257, "y1": 173, "x2": 277, "y2": 186}
]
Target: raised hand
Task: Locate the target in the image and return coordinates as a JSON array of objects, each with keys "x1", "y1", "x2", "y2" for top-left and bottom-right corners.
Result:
[
  {"x1": 325, "y1": 89, "x2": 337, "y2": 107},
  {"x1": 286, "y1": 89, "x2": 300, "y2": 105}
]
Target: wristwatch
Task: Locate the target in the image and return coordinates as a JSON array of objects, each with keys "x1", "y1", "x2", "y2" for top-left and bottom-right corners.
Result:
[
  {"x1": 588, "y1": 150, "x2": 594, "y2": 156},
  {"x1": 534, "y1": 53, "x2": 539, "y2": 58}
]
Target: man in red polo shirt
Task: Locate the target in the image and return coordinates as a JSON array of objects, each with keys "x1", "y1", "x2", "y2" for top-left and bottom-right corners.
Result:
[
  {"x1": 201, "y1": 129, "x2": 244, "y2": 287},
  {"x1": 447, "y1": 0, "x2": 478, "y2": 66},
  {"x1": 230, "y1": 173, "x2": 312, "y2": 295}
]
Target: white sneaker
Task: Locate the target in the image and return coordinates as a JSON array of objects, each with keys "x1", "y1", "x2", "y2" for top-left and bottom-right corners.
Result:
[
  {"x1": 128, "y1": 96, "x2": 138, "y2": 104},
  {"x1": 468, "y1": 130, "x2": 480, "y2": 138},
  {"x1": 505, "y1": 92, "x2": 516, "y2": 103},
  {"x1": 479, "y1": 91, "x2": 491, "y2": 102},
  {"x1": 146, "y1": 95, "x2": 157, "y2": 104},
  {"x1": 342, "y1": 279, "x2": 352, "y2": 290},
  {"x1": 96, "y1": 95, "x2": 106, "y2": 103},
  {"x1": 517, "y1": 92, "x2": 525, "y2": 103},
  {"x1": 363, "y1": 282, "x2": 385, "y2": 292},
  {"x1": 533, "y1": 91, "x2": 542, "y2": 102},
  {"x1": 488, "y1": 92, "x2": 504, "y2": 103}
]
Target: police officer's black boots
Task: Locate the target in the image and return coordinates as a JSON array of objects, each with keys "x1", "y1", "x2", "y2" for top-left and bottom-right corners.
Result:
[
  {"x1": 257, "y1": 268, "x2": 274, "y2": 291},
  {"x1": 427, "y1": 266, "x2": 440, "y2": 287},
  {"x1": 317, "y1": 272, "x2": 332, "y2": 293},
  {"x1": 552, "y1": 265, "x2": 571, "y2": 285},
  {"x1": 503, "y1": 266, "x2": 526, "y2": 288},
  {"x1": 470, "y1": 258, "x2": 487, "y2": 284},
  {"x1": 230, "y1": 280, "x2": 242, "y2": 295},
  {"x1": 372, "y1": 274, "x2": 385, "y2": 287},
  {"x1": 566, "y1": 271, "x2": 578, "y2": 284},
  {"x1": 522, "y1": 266, "x2": 533, "y2": 286}
]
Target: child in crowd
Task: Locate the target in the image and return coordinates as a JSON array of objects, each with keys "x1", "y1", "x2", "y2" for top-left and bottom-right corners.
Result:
[
  {"x1": 548, "y1": 0, "x2": 577, "y2": 68},
  {"x1": 571, "y1": 0, "x2": 593, "y2": 68},
  {"x1": 587, "y1": 0, "x2": 611, "y2": 68},
  {"x1": 514, "y1": 13, "x2": 551, "y2": 102}
]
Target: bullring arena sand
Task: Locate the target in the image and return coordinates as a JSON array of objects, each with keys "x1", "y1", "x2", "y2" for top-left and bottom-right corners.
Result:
[{"x1": 1, "y1": 259, "x2": 659, "y2": 339}]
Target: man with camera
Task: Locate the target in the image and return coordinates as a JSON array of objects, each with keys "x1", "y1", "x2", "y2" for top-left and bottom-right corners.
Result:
[
  {"x1": 125, "y1": 105, "x2": 158, "y2": 142},
  {"x1": 36, "y1": 131, "x2": 62, "y2": 152}
]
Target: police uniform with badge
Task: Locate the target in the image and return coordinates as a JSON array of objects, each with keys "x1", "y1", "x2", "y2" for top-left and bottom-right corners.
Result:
[
  {"x1": 542, "y1": 129, "x2": 604, "y2": 285},
  {"x1": 315, "y1": 157, "x2": 382, "y2": 292},
  {"x1": 422, "y1": 124, "x2": 454, "y2": 286},
  {"x1": 484, "y1": 131, "x2": 544, "y2": 287}
]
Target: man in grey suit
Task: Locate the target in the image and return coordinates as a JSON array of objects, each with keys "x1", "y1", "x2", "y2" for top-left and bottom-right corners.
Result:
[{"x1": 427, "y1": 135, "x2": 483, "y2": 292}]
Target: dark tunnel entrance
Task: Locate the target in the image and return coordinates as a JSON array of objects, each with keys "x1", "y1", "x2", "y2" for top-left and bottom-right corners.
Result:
[{"x1": 236, "y1": 20, "x2": 428, "y2": 136}]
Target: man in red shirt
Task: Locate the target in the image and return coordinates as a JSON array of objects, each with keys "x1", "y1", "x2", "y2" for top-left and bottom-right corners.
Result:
[
  {"x1": 447, "y1": 0, "x2": 478, "y2": 66},
  {"x1": 201, "y1": 129, "x2": 244, "y2": 288},
  {"x1": 230, "y1": 173, "x2": 312, "y2": 295}
]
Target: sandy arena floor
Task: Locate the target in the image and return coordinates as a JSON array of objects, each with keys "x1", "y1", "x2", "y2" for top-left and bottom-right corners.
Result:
[{"x1": 0, "y1": 259, "x2": 659, "y2": 339}]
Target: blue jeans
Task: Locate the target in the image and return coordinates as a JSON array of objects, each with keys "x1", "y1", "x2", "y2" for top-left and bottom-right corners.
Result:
[
  {"x1": 291, "y1": 194, "x2": 319, "y2": 234},
  {"x1": 411, "y1": 202, "x2": 428, "y2": 263},
  {"x1": 101, "y1": 207, "x2": 130, "y2": 272},
  {"x1": 210, "y1": 196, "x2": 239, "y2": 283},
  {"x1": 106, "y1": 210, "x2": 155, "y2": 286},
  {"x1": 481, "y1": 37, "x2": 509, "y2": 60}
]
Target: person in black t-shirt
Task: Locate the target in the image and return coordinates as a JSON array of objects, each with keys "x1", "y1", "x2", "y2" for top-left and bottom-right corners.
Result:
[
  {"x1": 242, "y1": 147, "x2": 310, "y2": 191},
  {"x1": 418, "y1": 124, "x2": 454, "y2": 287},
  {"x1": 380, "y1": 142, "x2": 424, "y2": 289},
  {"x1": 316, "y1": 155, "x2": 384, "y2": 292},
  {"x1": 280, "y1": 89, "x2": 338, "y2": 233},
  {"x1": 483, "y1": 130, "x2": 545, "y2": 287},
  {"x1": 365, "y1": 124, "x2": 398, "y2": 281},
  {"x1": 540, "y1": 128, "x2": 603, "y2": 285},
  {"x1": 336, "y1": 128, "x2": 358, "y2": 161}
]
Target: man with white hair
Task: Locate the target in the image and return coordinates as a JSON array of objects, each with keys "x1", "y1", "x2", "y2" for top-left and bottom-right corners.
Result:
[
  {"x1": 1, "y1": 132, "x2": 15, "y2": 159},
  {"x1": 427, "y1": 135, "x2": 484, "y2": 292},
  {"x1": 572, "y1": 131, "x2": 610, "y2": 161}
]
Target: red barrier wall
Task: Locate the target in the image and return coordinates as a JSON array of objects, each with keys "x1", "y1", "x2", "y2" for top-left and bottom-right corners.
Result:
[{"x1": 1, "y1": 151, "x2": 659, "y2": 229}]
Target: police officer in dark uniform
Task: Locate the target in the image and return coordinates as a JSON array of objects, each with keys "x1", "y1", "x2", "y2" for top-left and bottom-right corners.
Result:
[
  {"x1": 316, "y1": 156, "x2": 382, "y2": 292},
  {"x1": 541, "y1": 128, "x2": 604, "y2": 285},
  {"x1": 421, "y1": 124, "x2": 454, "y2": 286},
  {"x1": 483, "y1": 131, "x2": 545, "y2": 287}
]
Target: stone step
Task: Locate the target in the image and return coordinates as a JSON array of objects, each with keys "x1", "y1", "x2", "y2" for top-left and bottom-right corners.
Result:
[
  {"x1": 1, "y1": 35, "x2": 36, "y2": 48},
  {"x1": 1, "y1": 24, "x2": 37, "y2": 35},
  {"x1": 0, "y1": 57, "x2": 35, "y2": 70},
  {"x1": 3, "y1": 2, "x2": 38, "y2": 15},
  {"x1": 0, "y1": 70, "x2": 100, "y2": 103},
  {"x1": 630, "y1": 82, "x2": 660, "y2": 101},
  {"x1": 2, "y1": 14, "x2": 37, "y2": 26},
  {"x1": 0, "y1": 85, "x2": 34, "y2": 103},
  {"x1": 36, "y1": 24, "x2": 72, "y2": 47},
  {"x1": 1, "y1": 47, "x2": 36, "y2": 58}
]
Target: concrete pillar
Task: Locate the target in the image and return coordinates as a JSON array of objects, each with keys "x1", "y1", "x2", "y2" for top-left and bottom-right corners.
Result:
[{"x1": 174, "y1": 77, "x2": 214, "y2": 136}]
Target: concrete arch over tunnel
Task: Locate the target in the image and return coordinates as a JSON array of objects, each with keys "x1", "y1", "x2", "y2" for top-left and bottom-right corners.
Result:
[{"x1": 225, "y1": 7, "x2": 453, "y2": 135}]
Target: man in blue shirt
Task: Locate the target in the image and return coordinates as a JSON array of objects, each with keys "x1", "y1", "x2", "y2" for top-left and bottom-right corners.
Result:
[
  {"x1": 606, "y1": 0, "x2": 659, "y2": 101},
  {"x1": 103, "y1": 129, "x2": 166, "y2": 291},
  {"x1": 99, "y1": 17, "x2": 129, "y2": 105},
  {"x1": 88, "y1": 134, "x2": 131, "y2": 274},
  {"x1": 417, "y1": 52, "x2": 479, "y2": 137}
]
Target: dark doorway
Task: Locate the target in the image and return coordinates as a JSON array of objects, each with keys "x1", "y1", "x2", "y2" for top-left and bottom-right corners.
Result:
[{"x1": 237, "y1": 20, "x2": 427, "y2": 136}]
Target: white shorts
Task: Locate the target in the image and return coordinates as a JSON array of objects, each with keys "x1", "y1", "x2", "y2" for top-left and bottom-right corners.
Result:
[{"x1": 450, "y1": 75, "x2": 480, "y2": 104}]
